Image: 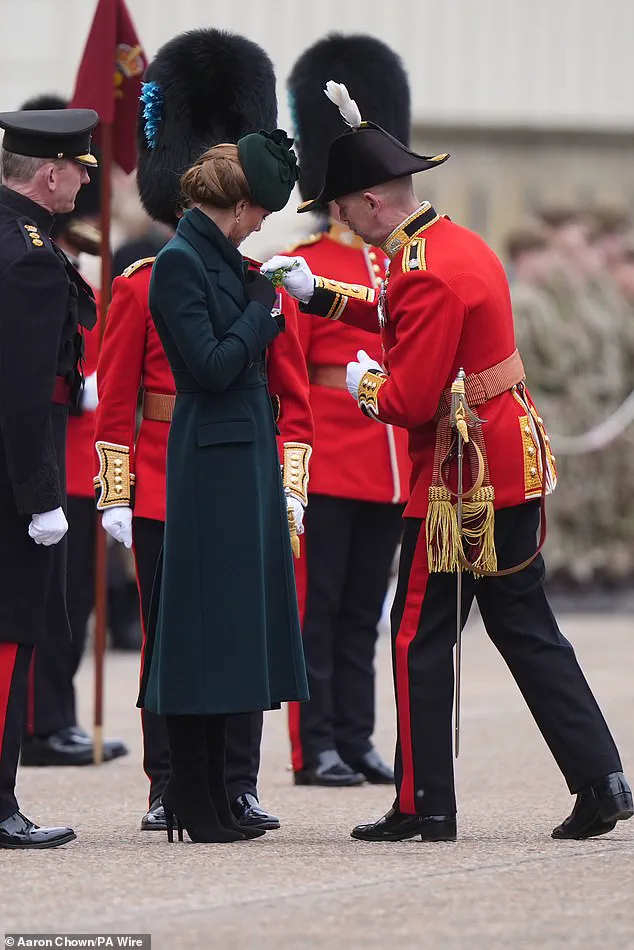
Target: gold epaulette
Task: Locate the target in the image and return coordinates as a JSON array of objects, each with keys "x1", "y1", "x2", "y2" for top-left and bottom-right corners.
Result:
[
  {"x1": 401, "y1": 238, "x2": 428, "y2": 273},
  {"x1": 357, "y1": 370, "x2": 388, "y2": 422},
  {"x1": 284, "y1": 233, "x2": 322, "y2": 254},
  {"x1": 282, "y1": 442, "x2": 312, "y2": 505},
  {"x1": 122, "y1": 257, "x2": 156, "y2": 279},
  {"x1": 94, "y1": 441, "x2": 135, "y2": 509}
]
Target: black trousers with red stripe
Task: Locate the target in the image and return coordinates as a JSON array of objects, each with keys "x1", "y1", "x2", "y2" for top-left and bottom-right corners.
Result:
[
  {"x1": 134, "y1": 517, "x2": 263, "y2": 805},
  {"x1": 25, "y1": 495, "x2": 94, "y2": 738},
  {"x1": 392, "y1": 501, "x2": 622, "y2": 816},
  {"x1": 293, "y1": 494, "x2": 404, "y2": 769},
  {"x1": 0, "y1": 643, "x2": 33, "y2": 820}
]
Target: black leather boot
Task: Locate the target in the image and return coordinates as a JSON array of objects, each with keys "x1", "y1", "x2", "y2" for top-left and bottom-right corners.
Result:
[
  {"x1": 232, "y1": 793, "x2": 280, "y2": 830},
  {"x1": 163, "y1": 715, "x2": 243, "y2": 843},
  {"x1": 206, "y1": 716, "x2": 264, "y2": 839},
  {"x1": 552, "y1": 771, "x2": 634, "y2": 840},
  {"x1": 351, "y1": 806, "x2": 457, "y2": 842},
  {"x1": 345, "y1": 748, "x2": 394, "y2": 784}
]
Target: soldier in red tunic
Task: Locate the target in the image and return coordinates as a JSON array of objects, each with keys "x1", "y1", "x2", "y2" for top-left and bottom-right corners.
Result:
[
  {"x1": 284, "y1": 36, "x2": 412, "y2": 787},
  {"x1": 94, "y1": 29, "x2": 313, "y2": 833},
  {"x1": 263, "y1": 84, "x2": 633, "y2": 842}
]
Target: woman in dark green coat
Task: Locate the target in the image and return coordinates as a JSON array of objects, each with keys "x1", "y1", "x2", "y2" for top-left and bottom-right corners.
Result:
[{"x1": 141, "y1": 132, "x2": 308, "y2": 843}]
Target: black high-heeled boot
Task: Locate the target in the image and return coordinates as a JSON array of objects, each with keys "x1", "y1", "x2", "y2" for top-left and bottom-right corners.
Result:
[
  {"x1": 163, "y1": 715, "x2": 244, "y2": 843},
  {"x1": 206, "y1": 716, "x2": 265, "y2": 840}
]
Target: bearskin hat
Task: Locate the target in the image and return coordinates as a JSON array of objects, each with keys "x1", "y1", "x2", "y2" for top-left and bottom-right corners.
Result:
[
  {"x1": 288, "y1": 34, "x2": 411, "y2": 208},
  {"x1": 137, "y1": 29, "x2": 278, "y2": 226},
  {"x1": 19, "y1": 93, "x2": 101, "y2": 250}
]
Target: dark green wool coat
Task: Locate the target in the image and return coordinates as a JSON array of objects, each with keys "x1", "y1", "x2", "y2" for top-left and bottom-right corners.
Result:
[{"x1": 140, "y1": 208, "x2": 309, "y2": 715}]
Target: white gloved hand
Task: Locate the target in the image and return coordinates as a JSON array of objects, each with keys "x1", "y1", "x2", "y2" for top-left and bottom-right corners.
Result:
[
  {"x1": 28, "y1": 507, "x2": 69, "y2": 546},
  {"x1": 260, "y1": 256, "x2": 315, "y2": 304},
  {"x1": 81, "y1": 372, "x2": 99, "y2": 412},
  {"x1": 346, "y1": 349, "x2": 383, "y2": 401},
  {"x1": 101, "y1": 505, "x2": 133, "y2": 549},
  {"x1": 286, "y1": 494, "x2": 305, "y2": 536}
]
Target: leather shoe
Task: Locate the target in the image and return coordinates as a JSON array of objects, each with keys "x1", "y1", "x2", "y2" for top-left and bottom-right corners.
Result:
[
  {"x1": 346, "y1": 749, "x2": 394, "y2": 785},
  {"x1": 21, "y1": 727, "x2": 129, "y2": 766},
  {"x1": 552, "y1": 771, "x2": 634, "y2": 840},
  {"x1": 232, "y1": 793, "x2": 280, "y2": 830},
  {"x1": 0, "y1": 811, "x2": 76, "y2": 849},
  {"x1": 141, "y1": 798, "x2": 167, "y2": 831},
  {"x1": 294, "y1": 749, "x2": 366, "y2": 787},
  {"x1": 351, "y1": 806, "x2": 457, "y2": 842}
]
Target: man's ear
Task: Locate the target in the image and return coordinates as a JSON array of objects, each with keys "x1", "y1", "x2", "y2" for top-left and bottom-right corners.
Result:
[
  {"x1": 44, "y1": 162, "x2": 57, "y2": 190},
  {"x1": 363, "y1": 191, "x2": 381, "y2": 214}
]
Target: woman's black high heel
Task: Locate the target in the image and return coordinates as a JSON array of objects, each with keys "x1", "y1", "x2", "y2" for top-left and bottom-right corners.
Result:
[
  {"x1": 164, "y1": 715, "x2": 245, "y2": 843},
  {"x1": 206, "y1": 715, "x2": 265, "y2": 840},
  {"x1": 164, "y1": 805, "x2": 183, "y2": 843}
]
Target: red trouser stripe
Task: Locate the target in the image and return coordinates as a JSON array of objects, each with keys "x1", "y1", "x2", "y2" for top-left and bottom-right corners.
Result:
[
  {"x1": 288, "y1": 545, "x2": 307, "y2": 772},
  {"x1": 0, "y1": 644, "x2": 19, "y2": 759},
  {"x1": 394, "y1": 528, "x2": 430, "y2": 814}
]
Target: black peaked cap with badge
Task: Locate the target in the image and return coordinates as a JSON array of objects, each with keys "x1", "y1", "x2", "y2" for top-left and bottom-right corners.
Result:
[
  {"x1": 0, "y1": 107, "x2": 98, "y2": 166},
  {"x1": 137, "y1": 29, "x2": 278, "y2": 226},
  {"x1": 19, "y1": 95, "x2": 102, "y2": 255},
  {"x1": 289, "y1": 33, "x2": 412, "y2": 212}
]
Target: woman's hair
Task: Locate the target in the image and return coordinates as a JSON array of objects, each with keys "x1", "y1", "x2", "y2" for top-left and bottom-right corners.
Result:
[{"x1": 180, "y1": 144, "x2": 254, "y2": 209}]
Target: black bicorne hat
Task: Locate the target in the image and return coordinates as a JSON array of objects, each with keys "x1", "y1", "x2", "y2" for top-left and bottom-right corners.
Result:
[
  {"x1": 297, "y1": 83, "x2": 448, "y2": 214},
  {"x1": 137, "y1": 29, "x2": 278, "y2": 226},
  {"x1": 288, "y1": 33, "x2": 411, "y2": 209},
  {"x1": 19, "y1": 94, "x2": 102, "y2": 254}
]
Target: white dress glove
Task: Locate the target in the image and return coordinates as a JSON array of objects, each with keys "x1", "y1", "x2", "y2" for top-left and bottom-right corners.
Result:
[
  {"x1": 101, "y1": 505, "x2": 133, "y2": 549},
  {"x1": 28, "y1": 507, "x2": 69, "y2": 546},
  {"x1": 346, "y1": 349, "x2": 383, "y2": 401},
  {"x1": 81, "y1": 372, "x2": 99, "y2": 412},
  {"x1": 260, "y1": 256, "x2": 316, "y2": 304},
  {"x1": 286, "y1": 494, "x2": 305, "y2": 536}
]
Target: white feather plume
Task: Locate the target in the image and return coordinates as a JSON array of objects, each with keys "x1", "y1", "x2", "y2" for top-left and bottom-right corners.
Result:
[{"x1": 324, "y1": 81, "x2": 362, "y2": 129}]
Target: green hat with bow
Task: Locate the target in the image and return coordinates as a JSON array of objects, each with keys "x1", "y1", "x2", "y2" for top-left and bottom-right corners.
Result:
[{"x1": 238, "y1": 128, "x2": 299, "y2": 212}]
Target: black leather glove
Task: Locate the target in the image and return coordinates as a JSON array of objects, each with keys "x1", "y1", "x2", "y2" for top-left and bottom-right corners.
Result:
[{"x1": 245, "y1": 270, "x2": 277, "y2": 310}]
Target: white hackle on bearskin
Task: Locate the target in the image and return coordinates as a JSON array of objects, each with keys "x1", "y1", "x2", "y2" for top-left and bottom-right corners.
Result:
[{"x1": 324, "y1": 81, "x2": 362, "y2": 129}]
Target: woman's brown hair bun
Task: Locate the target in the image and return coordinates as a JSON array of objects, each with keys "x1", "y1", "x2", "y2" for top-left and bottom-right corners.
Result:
[{"x1": 180, "y1": 144, "x2": 253, "y2": 210}]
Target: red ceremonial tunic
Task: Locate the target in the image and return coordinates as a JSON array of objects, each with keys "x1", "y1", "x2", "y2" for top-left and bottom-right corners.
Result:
[
  {"x1": 95, "y1": 257, "x2": 313, "y2": 523},
  {"x1": 286, "y1": 223, "x2": 410, "y2": 504},
  {"x1": 302, "y1": 205, "x2": 556, "y2": 521}
]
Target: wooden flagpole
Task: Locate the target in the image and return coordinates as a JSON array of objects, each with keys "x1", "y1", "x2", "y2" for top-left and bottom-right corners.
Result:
[{"x1": 93, "y1": 119, "x2": 113, "y2": 764}]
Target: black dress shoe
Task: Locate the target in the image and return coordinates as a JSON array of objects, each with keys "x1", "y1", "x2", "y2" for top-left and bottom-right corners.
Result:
[
  {"x1": 351, "y1": 807, "x2": 457, "y2": 842},
  {"x1": 294, "y1": 749, "x2": 366, "y2": 787},
  {"x1": 346, "y1": 749, "x2": 394, "y2": 785},
  {"x1": 0, "y1": 811, "x2": 76, "y2": 849},
  {"x1": 68, "y1": 727, "x2": 129, "y2": 761},
  {"x1": 232, "y1": 793, "x2": 280, "y2": 830},
  {"x1": 20, "y1": 727, "x2": 129, "y2": 766},
  {"x1": 141, "y1": 798, "x2": 167, "y2": 831},
  {"x1": 552, "y1": 771, "x2": 634, "y2": 840}
]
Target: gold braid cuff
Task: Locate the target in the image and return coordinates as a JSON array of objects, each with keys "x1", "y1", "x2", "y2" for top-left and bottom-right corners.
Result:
[
  {"x1": 282, "y1": 442, "x2": 312, "y2": 506},
  {"x1": 94, "y1": 441, "x2": 135, "y2": 509},
  {"x1": 357, "y1": 369, "x2": 388, "y2": 421},
  {"x1": 304, "y1": 277, "x2": 376, "y2": 321}
]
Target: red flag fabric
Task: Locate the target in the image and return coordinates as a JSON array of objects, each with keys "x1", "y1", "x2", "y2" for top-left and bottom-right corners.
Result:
[{"x1": 70, "y1": 0, "x2": 146, "y2": 173}]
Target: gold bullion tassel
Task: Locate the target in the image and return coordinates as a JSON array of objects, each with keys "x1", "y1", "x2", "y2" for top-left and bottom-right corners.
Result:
[{"x1": 287, "y1": 507, "x2": 301, "y2": 559}]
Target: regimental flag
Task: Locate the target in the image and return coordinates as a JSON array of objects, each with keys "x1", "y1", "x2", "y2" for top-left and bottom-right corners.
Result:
[{"x1": 70, "y1": 0, "x2": 146, "y2": 173}]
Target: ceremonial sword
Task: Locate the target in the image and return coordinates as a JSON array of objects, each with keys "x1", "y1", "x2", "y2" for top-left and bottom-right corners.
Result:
[{"x1": 450, "y1": 369, "x2": 470, "y2": 759}]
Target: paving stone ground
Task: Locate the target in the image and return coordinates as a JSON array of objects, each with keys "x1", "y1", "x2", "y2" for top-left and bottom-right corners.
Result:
[{"x1": 1, "y1": 611, "x2": 632, "y2": 950}]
